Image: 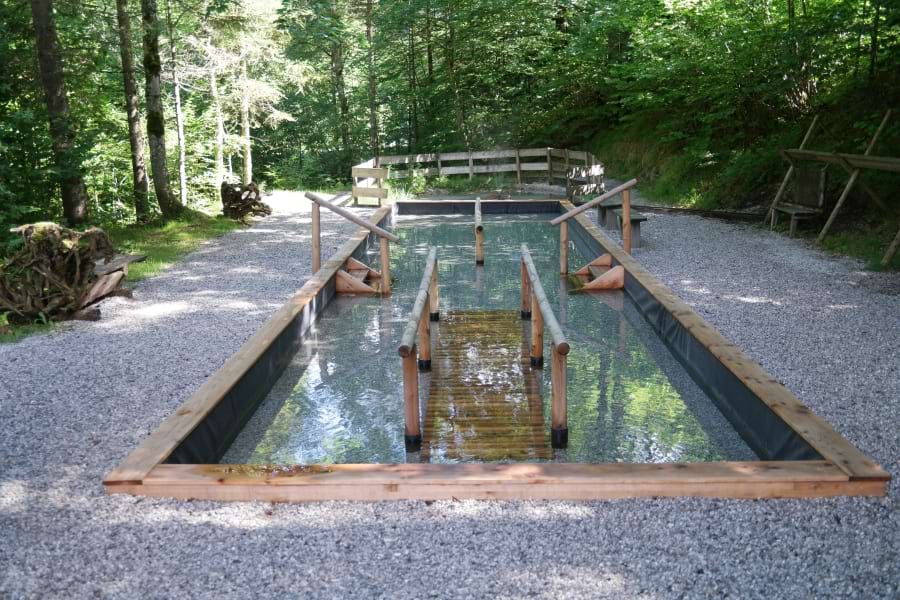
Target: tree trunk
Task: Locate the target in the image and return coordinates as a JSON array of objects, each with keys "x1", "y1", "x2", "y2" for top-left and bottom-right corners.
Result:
[
  {"x1": 869, "y1": 0, "x2": 881, "y2": 78},
  {"x1": 240, "y1": 58, "x2": 252, "y2": 185},
  {"x1": 114, "y1": 0, "x2": 150, "y2": 222},
  {"x1": 141, "y1": 0, "x2": 179, "y2": 218},
  {"x1": 332, "y1": 42, "x2": 352, "y2": 172},
  {"x1": 366, "y1": 0, "x2": 380, "y2": 160},
  {"x1": 446, "y1": 4, "x2": 468, "y2": 149},
  {"x1": 165, "y1": 0, "x2": 187, "y2": 206},
  {"x1": 29, "y1": 0, "x2": 89, "y2": 226},
  {"x1": 210, "y1": 67, "x2": 226, "y2": 188}
]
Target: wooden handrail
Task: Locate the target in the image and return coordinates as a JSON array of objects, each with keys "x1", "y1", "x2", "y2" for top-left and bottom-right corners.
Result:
[
  {"x1": 520, "y1": 245, "x2": 569, "y2": 354},
  {"x1": 305, "y1": 191, "x2": 400, "y2": 242},
  {"x1": 550, "y1": 178, "x2": 638, "y2": 225},
  {"x1": 398, "y1": 247, "x2": 438, "y2": 357},
  {"x1": 521, "y1": 244, "x2": 569, "y2": 448},
  {"x1": 397, "y1": 247, "x2": 438, "y2": 452}
]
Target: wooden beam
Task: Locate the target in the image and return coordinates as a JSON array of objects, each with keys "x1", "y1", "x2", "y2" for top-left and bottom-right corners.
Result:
[
  {"x1": 818, "y1": 110, "x2": 892, "y2": 242},
  {"x1": 306, "y1": 192, "x2": 400, "y2": 242},
  {"x1": 521, "y1": 245, "x2": 569, "y2": 355},
  {"x1": 398, "y1": 247, "x2": 438, "y2": 357},
  {"x1": 311, "y1": 202, "x2": 321, "y2": 273},
  {"x1": 403, "y1": 351, "x2": 421, "y2": 451},
  {"x1": 622, "y1": 188, "x2": 632, "y2": 254},
  {"x1": 551, "y1": 344, "x2": 567, "y2": 448},
  {"x1": 106, "y1": 461, "x2": 885, "y2": 501},
  {"x1": 530, "y1": 291, "x2": 544, "y2": 367},
  {"x1": 551, "y1": 179, "x2": 638, "y2": 225},
  {"x1": 520, "y1": 259, "x2": 532, "y2": 319},
  {"x1": 475, "y1": 198, "x2": 484, "y2": 265},
  {"x1": 883, "y1": 225, "x2": 900, "y2": 267},
  {"x1": 559, "y1": 221, "x2": 569, "y2": 274},
  {"x1": 379, "y1": 238, "x2": 392, "y2": 295},
  {"x1": 782, "y1": 149, "x2": 900, "y2": 173}
]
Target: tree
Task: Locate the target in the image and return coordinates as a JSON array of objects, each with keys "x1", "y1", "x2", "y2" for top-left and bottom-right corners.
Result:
[
  {"x1": 115, "y1": 0, "x2": 150, "y2": 222},
  {"x1": 141, "y1": 0, "x2": 180, "y2": 218},
  {"x1": 28, "y1": 0, "x2": 89, "y2": 226}
]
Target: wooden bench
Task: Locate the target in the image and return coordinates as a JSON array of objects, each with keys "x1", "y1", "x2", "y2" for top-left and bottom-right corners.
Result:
[
  {"x1": 597, "y1": 197, "x2": 623, "y2": 229},
  {"x1": 613, "y1": 208, "x2": 648, "y2": 248},
  {"x1": 771, "y1": 165, "x2": 826, "y2": 237}
]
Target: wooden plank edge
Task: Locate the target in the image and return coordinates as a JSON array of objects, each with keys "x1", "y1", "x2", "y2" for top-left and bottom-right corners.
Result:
[
  {"x1": 103, "y1": 461, "x2": 886, "y2": 501},
  {"x1": 103, "y1": 207, "x2": 392, "y2": 486},
  {"x1": 563, "y1": 201, "x2": 889, "y2": 482}
]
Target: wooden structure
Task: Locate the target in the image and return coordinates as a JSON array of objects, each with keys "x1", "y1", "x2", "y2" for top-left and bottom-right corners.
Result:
[
  {"x1": 397, "y1": 247, "x2": 439, "y2": 451},
  {"x1": 420, "y1": 310, "x2": 550, "y2": 461},
  {"x1": 104, "y1": 200, "x2": 888, "y2": 502},
  {"x1": 352, "y1": 148, "x2": 598, "y2": 190},
  {"x1": 474, "y1": 198, "x2": 484, "y2": 265},
  {"x1": 771, "y1": 111, "x2": 900, "y2": 265},
  {"x1": 520, "y1": 245, "x2": 570, "y2": 448},
  {"x1": 552, "y1": 179, "x2": 638, "y2": 273},
  {"x1": 306, "y1": 191, "x2": 398, "y2": 295}
]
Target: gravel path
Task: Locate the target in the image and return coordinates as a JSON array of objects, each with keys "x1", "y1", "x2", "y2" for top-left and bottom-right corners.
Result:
[{"x1": 2, "y1": 192, "x2": 898, "y2": 598}]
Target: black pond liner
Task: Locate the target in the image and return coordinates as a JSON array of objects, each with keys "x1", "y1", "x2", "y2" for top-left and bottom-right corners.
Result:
[{"x1": 166, "y1": 202, "x2": 819, "y2": 464}]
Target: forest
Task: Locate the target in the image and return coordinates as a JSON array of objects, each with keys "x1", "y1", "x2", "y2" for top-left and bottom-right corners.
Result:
[{"x1": 2, "y1": 0, "x2": 899, "y2": 255}]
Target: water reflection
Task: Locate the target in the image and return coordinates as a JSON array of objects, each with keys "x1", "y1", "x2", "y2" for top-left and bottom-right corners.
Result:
[{"x1": 223, "y1": 215, "x2": 756, "y2": 464}]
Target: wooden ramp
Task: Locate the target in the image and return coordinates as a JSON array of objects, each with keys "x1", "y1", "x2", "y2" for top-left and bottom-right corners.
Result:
[{"x1": 421, "y1": 310, "x2": 551, "y2": 461}]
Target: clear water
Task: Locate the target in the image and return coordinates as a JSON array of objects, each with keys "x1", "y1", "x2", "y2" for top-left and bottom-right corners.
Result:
[{"x1": 223, "y1": 215, "x2": 757, "y2": 464}]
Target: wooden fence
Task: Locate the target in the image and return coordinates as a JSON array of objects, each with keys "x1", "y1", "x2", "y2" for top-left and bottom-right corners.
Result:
[{"x1": 351, "y1": 147, "x2": 599, "y2": 205}]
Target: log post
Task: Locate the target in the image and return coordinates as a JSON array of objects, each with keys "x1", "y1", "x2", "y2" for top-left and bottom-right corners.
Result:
[
  {"x1": 551, "y1": 343, "x2": 568, "y2": 448},
  {"x1": 403, "y1": 349, "x2": 421, "y2": 451},
  {"x1": 429, "y1": 269, "x2": 440, "y2": 321},
  {"x1": 520, "y1": 259, "x2": 532, "y2": 319},
  {"x1": 474, "y1": 198, "x2": 484, "y2": 265},
  {"x1": 559, "y1": 220, "x2": 569, "y2": 274},
  {"x1": 380, "y1": 237, "x2": 391, "y2": 296},
  {"x1": 468, "y1": 152, "x2": 474, "y2": 179},
  {"x1": 311, "y1": 201, "x2": 321, "y2": 273},
  {"x1": 515, "y1": 148, "x2": 522, "y2": 185},
  {"x1": 547, "y1": 148, "x2": 552, "y2": 185},
  {"x1": 436, "y1": 152, "x2": 442, "y2": 177},
  {"x1": 530, "y1": 293, "x2": 544, "y2": 368},
  {"x1": 622, "y1": 188, "x2": 632, "y2": 254},
  {"x1": 417, "y1": 305, "x2": 431, "y2": 370}
]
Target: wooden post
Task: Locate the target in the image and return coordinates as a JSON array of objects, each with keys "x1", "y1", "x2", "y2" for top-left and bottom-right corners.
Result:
[
  {"x1": 429, "y1": 270, "x2": 440, "y2": 321},
  {"x1": 530, "y1": 294, "x2": 544, "y2": 368},
  {"x1": 564, "y1": 149, "x2": 570, "y2": 180},
  {"x1": 883, "y1": 225, "x2": 900, "y2": 267},
  {"x1": 622, "y1": 188, "x2": 632, "y2": 254},
  {"x1": 311, "y1": 201, "x2": 321, "y2": 273},
  {"x1": 818, "y1": 110, "x2": 891, "y2": 243},
  {"x1": 547, "y1": 148, "x2": 552, "y2": 185},
  {"x1": 767, "y1": 116, "x2": 819, "y2": 224},
  {"x1": 520, "y1": 259, "x2": 531, "y2": 319},
  {"x1": 559, "y1": 220, "x2": 569, "y2": 274},
  {"x1": 551, "y1": 343, "x2": 568, "y2": 448},
  {"x1": 436, "y1": 152, "x2": 442, "y2": 177},
  {"x1": 474, "y1": 198, "x2": 484, "y2": 265},
  {"x1": 403, "y1": 350, "x2": 421, "y2": 451},
  {"x1": 417, "y1": 306, "x2": 431, "y2": 370},
  {"x1": 468, "y1": 152, "x2": 474, "y2": 179},
  {"x1": 380, "y1": 237, "x2": 391, "y2": 296},
  {"x1": 515, "y1": 149, "x2": 522, "y2": 185}
]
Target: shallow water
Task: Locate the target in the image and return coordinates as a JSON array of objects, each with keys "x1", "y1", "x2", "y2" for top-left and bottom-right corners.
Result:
[{"x1": 223, "y1": 215, "x2": 757, "y2": 464}]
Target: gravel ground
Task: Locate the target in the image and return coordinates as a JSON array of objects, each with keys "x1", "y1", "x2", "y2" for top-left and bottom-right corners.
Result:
[{"x1": 1, "y1": 191, "x2": 898, "y2": 599}]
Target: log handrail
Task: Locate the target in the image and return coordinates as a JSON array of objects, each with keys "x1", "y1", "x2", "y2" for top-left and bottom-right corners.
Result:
[
  {"x1": 520, "y1": 245, "x2": 569, "y2": 355},
  {"x1": 550, "y1": 178, "x2": 638, "y2": 225},
  {"x1": 398, "y1": 247, "x2": 438, "y2": 357},
  {"x1": 305, "y1": 191, "x2": 400, "y2": 242}
]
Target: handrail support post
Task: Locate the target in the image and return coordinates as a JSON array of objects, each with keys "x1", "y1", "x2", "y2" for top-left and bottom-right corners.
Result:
[
  {"x1": 551, "y1": 343, "x2": 568, "y2": 448},
  {"x1": 530, "y1": 293, "x2": 544, "y2": 368},
  {"x1": 520, "y1": 259, "x2": 531, "y2": 320},
  {"x1": 311, "y1": 201, "x2": 321, "y2": 273},
  {"x1": 380, "y1": 237, "x2": 391, "y2": 296},
  {"x1": 403, "y1": 349, "x2": 421, "y2": 452}
]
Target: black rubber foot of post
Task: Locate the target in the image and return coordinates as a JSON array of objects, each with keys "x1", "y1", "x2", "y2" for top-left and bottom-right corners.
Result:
[
  {"x1": 476, "y1": 260, "x2": 485, "y2": 265},
  {"x1": 521, "y1": 311, "x2": 532, "y2": 320},
  {"x1": 430, "y1": 312, "x2": 440, "y2": 322},
  {"x1": 531, "y1": 356, "x2": 544, "y2": 369},
  {"x1": 418, "y1": 359, "x2": 432, "y2": 371},
  {"x1": 551, "y1": 428, "x2": 568, "y2": 449},
  {"x1": 405, "y1": 435, "x2": 422, "y2": 452}
]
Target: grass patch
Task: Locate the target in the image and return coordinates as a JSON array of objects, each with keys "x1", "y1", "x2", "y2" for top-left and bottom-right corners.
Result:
[
  {"x1": 818, "y1": 223, "x2": 900, "y2": 271},
  {"x1": 0, "y1": 212, "x2": 242, "y2": 344},
  {"x1": 105, "y1": 211, "x2": 243, "y2": 282}
]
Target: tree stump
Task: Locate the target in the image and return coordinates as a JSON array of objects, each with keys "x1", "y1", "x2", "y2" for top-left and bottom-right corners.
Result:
[{"x1": 221, "y1": 181, "x2": 272, "y2": 223}]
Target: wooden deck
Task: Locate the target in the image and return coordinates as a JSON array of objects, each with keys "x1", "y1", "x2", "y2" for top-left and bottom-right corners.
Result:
[{"x1": 421, "y1": 310, "x2": 551, "y2": 461}]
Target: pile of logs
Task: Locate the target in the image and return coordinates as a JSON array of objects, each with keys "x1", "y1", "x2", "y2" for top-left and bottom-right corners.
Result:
[
  {"x1": 221, "y1": 181, "x2": 272, "y2": 223},
  {"x1": 0, "y1": 223, "x2": 117, "y2": 324}
]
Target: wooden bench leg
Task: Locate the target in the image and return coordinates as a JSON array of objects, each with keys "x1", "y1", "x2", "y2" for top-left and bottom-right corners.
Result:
[
  {"x1": 771, "y1": 210, "x2": 779, "y2": 230},
  {"x1": 632, "y1": 222, "x2": 642, "y2": 248},
  {"x1": 789, "y1": 216, "x2": 798, "y2": 237}
]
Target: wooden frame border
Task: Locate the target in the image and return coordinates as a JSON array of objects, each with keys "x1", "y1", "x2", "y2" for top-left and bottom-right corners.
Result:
[{"x1": 104, "y1": 202, "x2": 888, "y2": 501}]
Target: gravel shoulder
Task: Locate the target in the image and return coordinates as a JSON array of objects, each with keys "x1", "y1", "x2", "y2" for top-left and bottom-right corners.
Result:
[{"x1": 1, "y1": 193, "x2": 898, "y2": 599}]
